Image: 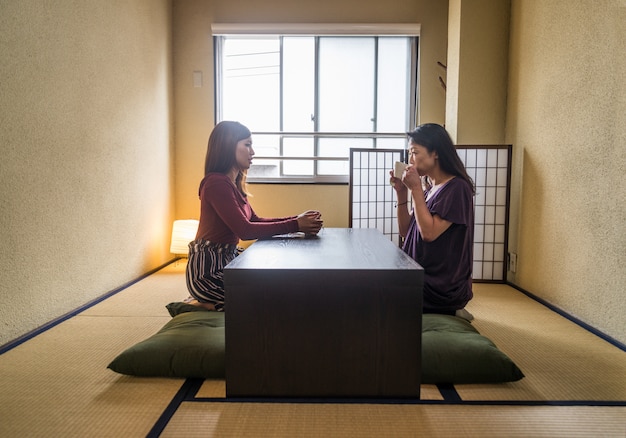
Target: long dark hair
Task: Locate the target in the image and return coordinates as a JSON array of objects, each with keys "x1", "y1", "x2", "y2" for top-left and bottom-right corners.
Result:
[
  {"x1": 407, "y1": 123, "x2": 475, "y2": 194},
  {"x1": 204, "y1": 121, "x2": 251, "y2": 196}
]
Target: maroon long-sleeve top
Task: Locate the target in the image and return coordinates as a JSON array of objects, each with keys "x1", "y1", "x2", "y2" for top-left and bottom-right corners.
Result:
[{"x1": 195, "y1": 173, "x2": 299, "y2": 245}]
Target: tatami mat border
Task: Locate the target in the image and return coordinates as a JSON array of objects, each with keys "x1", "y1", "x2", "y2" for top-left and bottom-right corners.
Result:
[
  {"x1": 148, "y1": 378, "x2": 202, "y2": 438},
  {"x1": 0, "y1": 258, "x2": 180, "y2": 355},
  {"x1": 506, "y1": 282, "x2": 626, "y2": 351},
  {"x1": 147, "y1": 378, "x2": 626, "y2": 437}
]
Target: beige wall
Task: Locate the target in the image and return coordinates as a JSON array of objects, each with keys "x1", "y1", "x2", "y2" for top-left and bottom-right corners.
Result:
[
  {"x1": 446, "y1": 0, "x2": 510, "y2": 143},
  {"x1": 505, "y1": 0, "x2": 625, "y2": 343},
  {"x1": 0, "y1": 0, "x2": 174, "y2": 345},
  {"x1": 172, "y1": 0, "x2": 449, "y2": 222}
]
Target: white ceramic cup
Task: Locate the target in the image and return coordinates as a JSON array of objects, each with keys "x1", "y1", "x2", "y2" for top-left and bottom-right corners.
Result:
[{"x1": 394, "y1": 161, "x2": 408, "y2": 178}]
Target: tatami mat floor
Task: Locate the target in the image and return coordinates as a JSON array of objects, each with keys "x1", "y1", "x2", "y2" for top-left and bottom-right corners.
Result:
[{"x1": 1, "y1": 261, "x2": 624, "y2": 437}]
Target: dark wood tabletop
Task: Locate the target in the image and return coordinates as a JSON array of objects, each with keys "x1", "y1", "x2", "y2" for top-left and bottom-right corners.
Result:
[{"x1": 226, "y1": 227, "x2": 421, "y2": 271}]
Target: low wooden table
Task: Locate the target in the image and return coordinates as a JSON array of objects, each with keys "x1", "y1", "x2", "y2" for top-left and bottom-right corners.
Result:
[{"x1": 224, "y1": 228, "x2": 423, "y2": 398}]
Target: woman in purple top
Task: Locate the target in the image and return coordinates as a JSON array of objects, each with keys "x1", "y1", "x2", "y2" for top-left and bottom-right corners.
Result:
[
  {"x1": 186, "y1": 121, "x2": 323, "y2": 311},
  {"x1": 390, "y1": 124, "x2": 475, "y2": 318}
]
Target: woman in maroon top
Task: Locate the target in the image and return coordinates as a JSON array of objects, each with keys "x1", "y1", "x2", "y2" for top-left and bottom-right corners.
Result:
[
  {"x1": 186, "y1": 121, "x2": 323, "y2": 311},
  {"x1": 390, "y1": 124, "x2": 475, "y2": 319}
]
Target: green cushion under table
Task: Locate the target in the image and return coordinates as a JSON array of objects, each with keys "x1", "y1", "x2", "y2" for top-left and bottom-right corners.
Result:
[
  {"x1": 108, "y1": 304, "x2": 524, "y2": 384},
  {"x1": 421, "y1": 313, "x2": 524, "y2": 384},
  {"x1": 108, "y1": 303, "x2": 225, "y2": 378}
]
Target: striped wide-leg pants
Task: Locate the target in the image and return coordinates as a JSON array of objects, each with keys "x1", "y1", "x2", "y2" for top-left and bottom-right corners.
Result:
[{"x1": 185, "y1": 239, "x2": 239, "y2": 311}]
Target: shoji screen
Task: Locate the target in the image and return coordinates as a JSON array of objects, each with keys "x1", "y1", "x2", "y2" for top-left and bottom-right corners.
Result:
[
  {"x1": 458, "y1": 146, "x2": 512, "y2": 281},
  {"x1": 349, "y1": 149, "x2": 405, "y2": 246},
  {"x1": 349, "y1": 145, "x2": 512, "y2": 282}
]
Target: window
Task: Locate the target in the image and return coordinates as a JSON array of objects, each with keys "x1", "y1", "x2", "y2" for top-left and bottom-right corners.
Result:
[{"x1": 213, "y1": 25, "x2": 419, "y2": 183}]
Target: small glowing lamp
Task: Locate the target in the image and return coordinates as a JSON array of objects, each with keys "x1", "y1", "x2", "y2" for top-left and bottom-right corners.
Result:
[{"x1": 169, "y1": 219, "x2": 199, "y2": 256}]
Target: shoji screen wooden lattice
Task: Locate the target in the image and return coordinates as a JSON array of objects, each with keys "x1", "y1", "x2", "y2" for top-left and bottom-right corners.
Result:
[{"x1": 349, "y1": 145, "x2": 512, "y2": 282}]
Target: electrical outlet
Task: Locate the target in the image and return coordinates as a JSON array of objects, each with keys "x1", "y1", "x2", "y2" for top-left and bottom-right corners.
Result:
[{"x1": 509, "y1": 252, "x2": 517, "y2": 273}]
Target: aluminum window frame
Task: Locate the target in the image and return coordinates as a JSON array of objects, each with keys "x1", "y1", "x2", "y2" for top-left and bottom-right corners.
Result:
[{"x1": 213, "y1": 31, "x2": 419, "y2": 184}]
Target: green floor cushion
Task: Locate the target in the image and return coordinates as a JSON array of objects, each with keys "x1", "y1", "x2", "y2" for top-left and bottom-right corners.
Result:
[
  {"x1": 421, "y1": 313, "x2": 524, "y2": 384},
  {"x1": 107, "y1": 306, "x2": 225, "y2": 378},
  {"x1": 108, "y1": 305, "x2": 523, "y2": 384}
]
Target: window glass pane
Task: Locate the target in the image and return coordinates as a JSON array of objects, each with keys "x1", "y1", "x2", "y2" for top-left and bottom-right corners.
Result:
[
  {"x1": 222, "y1": 37, "x2": 280, "y2": 131},
  {"x1": 283, "y1": 37, "x2": 315, "y2": 132},
  {"x1": 318, "y1": 38, "x2": 375, "y2": 132},
  {"x1": 318, "y1": 138, "x2": 372, "y2": 175},
  {"x1": 283, "y1": 137, "x2": 314, "y2": 175},
  {"x1": 375, "y1": 137, "x2": 407, "y2": 150},
  {"x1": 377, "y1": 38, "x2": 410, "y2": 132},
  {"x1": 248, "y1": 134, "x2": 280, "y2": 178}
]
